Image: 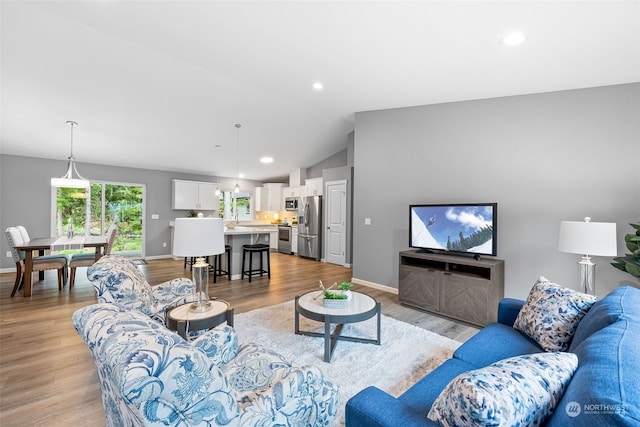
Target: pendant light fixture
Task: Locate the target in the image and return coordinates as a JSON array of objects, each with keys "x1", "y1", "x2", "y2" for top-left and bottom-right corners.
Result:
[
  {"x1": 234, "y1": 123, "x2": 241, "y2": 194},
  {"x1": 51, "y1": 120, "x2": 90, "y2": 188},
  {"x1": 214, "y1": 144, "x2": 222, "y2": 197}
]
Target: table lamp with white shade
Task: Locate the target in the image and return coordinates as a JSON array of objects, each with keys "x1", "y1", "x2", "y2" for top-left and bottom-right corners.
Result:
[
  {"x1": 172, "y1": 217, "x2": 225, "y2": 312},
  {"x1": 558, "y1": 217, "x2": 617, "y2": 295}
]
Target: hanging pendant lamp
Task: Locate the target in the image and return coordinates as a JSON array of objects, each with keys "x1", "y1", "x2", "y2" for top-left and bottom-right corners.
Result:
[
  {"x1": 234, "y1": 123, "x2": 241, "y2": 193},
  {"x1": 214, "y1": 144, "x2": 222, "y2": 197},
  {"x1": 51, "y1": 120, "x2": 90, "y2": 188}
]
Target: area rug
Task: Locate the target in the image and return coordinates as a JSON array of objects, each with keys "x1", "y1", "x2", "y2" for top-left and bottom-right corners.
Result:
[{"x1": 233, "y1": 301, "x2": 461, "y2": 426}]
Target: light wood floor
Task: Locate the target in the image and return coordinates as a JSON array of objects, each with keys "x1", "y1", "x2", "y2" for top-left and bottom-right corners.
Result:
[{"x1": 0, "y1": 253, "x2": 479, "y2": 426}]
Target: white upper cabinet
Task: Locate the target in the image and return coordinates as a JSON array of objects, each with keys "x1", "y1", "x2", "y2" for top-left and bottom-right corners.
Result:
[
  {"x1": 282, "y1": 186, "x2": 301, "y2": 198},
  {"x1": 305, "y1": 178, "x2": 323, "y2": 196},
  {"x1": 255, "y1": 183, "x2": 284, "y2": 211},
  {"x1": 172, "y1": 179, "x2": 219, "y2": 210}
]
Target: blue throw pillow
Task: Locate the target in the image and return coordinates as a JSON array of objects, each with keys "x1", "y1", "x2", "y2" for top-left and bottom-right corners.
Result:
[
  {"x1": 513, "y1": 278, "x2": 598, "y2": 351},
  {"x1": 427, "y1": 352, "x2": 578, "y2": 427}
]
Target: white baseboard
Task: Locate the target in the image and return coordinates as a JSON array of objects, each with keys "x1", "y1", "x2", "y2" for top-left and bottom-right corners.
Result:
[
  {"x1": 351, "y1": 277, "x2": 398, "y2": 295},
  {"x1": 145, "y1": 254, "x2": 175, "y2": 261}
]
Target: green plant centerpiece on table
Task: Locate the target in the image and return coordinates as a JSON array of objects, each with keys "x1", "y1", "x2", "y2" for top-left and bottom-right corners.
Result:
[
  {"x1": 322, "y1": 281, "x2": 353, "y2": 309},
  {"x1": 324, "y1": 281, "x2": 353, "y2": 299},
  {"x1": 611, "y1": 222, "x2": 640, "y2": 279}
]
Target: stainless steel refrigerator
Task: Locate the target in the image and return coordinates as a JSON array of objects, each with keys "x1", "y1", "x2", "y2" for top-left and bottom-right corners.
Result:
[{"x1": 298, "y1": 195, "x2": 322, "y2": 260}]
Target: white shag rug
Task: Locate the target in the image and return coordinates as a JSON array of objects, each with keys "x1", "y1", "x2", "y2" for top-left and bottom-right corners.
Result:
[{"x1": 233, "y1": 301, "x2": 461, "y2": 426}]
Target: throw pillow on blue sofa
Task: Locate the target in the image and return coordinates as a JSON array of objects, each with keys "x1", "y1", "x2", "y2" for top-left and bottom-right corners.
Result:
[
  {"x1": 428, "y1": 352, "x2": 578, "y2": 427},
  {"x1": 513, "y1": 277, "x2": 598, "y2": 351}
]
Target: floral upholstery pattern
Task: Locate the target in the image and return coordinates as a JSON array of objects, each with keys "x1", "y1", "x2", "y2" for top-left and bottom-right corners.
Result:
[
  {"x1": 73, "y1": 303, "x2": 338, "y2": 427},
  {"x1": 427, "y1": 352, "x2": 578, "y2": 427},
  {"x1": 87, "y1": 255, "x2": 200, "y2": 325},
  {"x1": 513, "y1": 277, "x2": 598, "y2": 351}
]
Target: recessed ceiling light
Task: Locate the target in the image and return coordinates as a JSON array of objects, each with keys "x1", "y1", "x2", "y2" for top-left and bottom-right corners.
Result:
[
  {"x1": 499, "y1": 32, "x2": 525, "y2": 46},
  {"x1": 260, "y1": 156, "x2": 274, "y2": 164},
  {"x1": 313, "y1": 82, "x2": 323, "y2": 90}
]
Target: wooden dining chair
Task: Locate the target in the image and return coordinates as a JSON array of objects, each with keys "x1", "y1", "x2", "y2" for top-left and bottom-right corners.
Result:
[
  {"x1": 5, "y1": 227, "x2": 68, "y2": 296},
  {"x1": 17, "y1": 225, "x2": 70, "y2": 281},
  {"x1": 68, "y1": 224, "x2": 118, "y2": 288}
]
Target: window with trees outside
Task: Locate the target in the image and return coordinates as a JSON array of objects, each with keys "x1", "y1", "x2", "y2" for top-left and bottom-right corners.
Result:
[
  {"x1": 218, "y1": 191, "x2": 252, "y2": 221},
  {"x1": 53, "y1": 183, "x2": 144, "y2": 256}
]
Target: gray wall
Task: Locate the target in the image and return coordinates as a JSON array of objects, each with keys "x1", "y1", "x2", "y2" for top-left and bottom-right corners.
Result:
[
  {"x1": 0, "y1": 155, "x2": 262, "y2": 269},
  {"x1": 307, "y1": 148, "x2": 348, "y2": 179},
  {"x1": 352, "y1": 83, "x2": 640, "y2": 299}
]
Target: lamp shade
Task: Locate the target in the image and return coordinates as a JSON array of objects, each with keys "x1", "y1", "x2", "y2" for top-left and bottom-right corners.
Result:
[
  {"x1": 558, "y1": 220, "x2": 617, "y2": 256},
  {"x1": 173, "y1": 218, "x2": 225, "y2": 257}
]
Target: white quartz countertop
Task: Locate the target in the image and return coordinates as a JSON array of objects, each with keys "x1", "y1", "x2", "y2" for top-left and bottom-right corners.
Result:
[{"x1": 224, "y1": 226, "x2": 277, "y2": 235}]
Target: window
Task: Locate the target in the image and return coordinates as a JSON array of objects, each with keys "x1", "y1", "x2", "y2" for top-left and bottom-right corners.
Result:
[
  {"x1": 218, "y1": 191, "x2": 252, "y2": 221},
  {"x1": 52, "y1": 182, "x2": 145, "y2": 256}
]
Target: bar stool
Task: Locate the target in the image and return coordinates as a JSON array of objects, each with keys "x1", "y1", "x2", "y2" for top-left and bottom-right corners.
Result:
[
  {"x1": 241, "y1": 244, "x2": 271, "y2": 282},
  {"x1": 211, "y1": 245, "x2": 231, "y2": 283}
]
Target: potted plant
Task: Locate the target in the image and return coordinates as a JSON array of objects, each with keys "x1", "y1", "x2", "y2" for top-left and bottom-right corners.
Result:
[
  {"x1": 323, "y1": 282, "x2": 353, "y2": 308},
  {"x1": 611, "y1": 222, "x2": 640, "y2": 279}
]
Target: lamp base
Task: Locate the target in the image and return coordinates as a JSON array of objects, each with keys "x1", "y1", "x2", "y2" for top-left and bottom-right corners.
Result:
[
  {"x1": 190, "y1": 257, "x2": 213, "y2": 312},
  {"x1": 190, "y1": 300, "x2": 212, "y2": 313},
  {"x1": 578, "y1": 255, "x2": 596, "y2": 295}
]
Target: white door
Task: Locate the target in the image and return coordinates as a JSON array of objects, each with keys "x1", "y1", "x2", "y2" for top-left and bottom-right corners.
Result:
[{"x1": 326, "y1": 180, "x2": 347, "y2": 266}]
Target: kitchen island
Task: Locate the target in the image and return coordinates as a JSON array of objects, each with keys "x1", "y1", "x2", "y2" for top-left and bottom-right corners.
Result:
[{"x1": 223, "y1": 226, "x2": 274, "y2": 280}]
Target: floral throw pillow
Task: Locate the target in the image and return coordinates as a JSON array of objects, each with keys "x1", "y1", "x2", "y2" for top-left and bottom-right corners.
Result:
[
  {"x1": 427, "y1": 352, "x2": 578, "y2": 427},
  {"x1": 513, "y1": 277, "x2": 598, "y2": 351}
]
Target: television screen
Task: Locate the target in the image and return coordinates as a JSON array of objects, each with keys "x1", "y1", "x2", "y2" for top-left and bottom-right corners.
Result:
[{"x1": 409, "y1": 203, "x2": 497, "y2": 256}]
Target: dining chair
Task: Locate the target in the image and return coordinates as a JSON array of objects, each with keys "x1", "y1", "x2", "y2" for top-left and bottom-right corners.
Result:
[
  {"x1": 68, "y1": 224, "x2": 118, "y2": 288},
  {"x1": 5, "y1": 226, "x2": 68, "y2": 296},
  {"x1": 16, "y1": 225, "x2": 30, "y2": 242}
]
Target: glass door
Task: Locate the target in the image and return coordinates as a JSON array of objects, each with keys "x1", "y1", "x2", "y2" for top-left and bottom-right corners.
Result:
[{"x1": 53, "y1": 182, "x2": 145, "y2": 257}]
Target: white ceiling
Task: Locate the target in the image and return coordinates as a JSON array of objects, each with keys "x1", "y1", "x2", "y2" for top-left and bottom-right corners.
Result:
[{"x1": 1, "y1": 1, "x2": 639, "y2": 182}]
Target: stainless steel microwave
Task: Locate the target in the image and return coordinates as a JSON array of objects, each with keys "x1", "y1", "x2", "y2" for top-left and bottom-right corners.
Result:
[{"x1": 284, "y1": 197, "x2": 299, "y2": 211}]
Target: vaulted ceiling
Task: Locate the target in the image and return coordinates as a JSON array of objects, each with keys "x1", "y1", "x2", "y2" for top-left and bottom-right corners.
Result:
[{"x1": 2, "y1": 1, "x2": 638, "y2": 181}]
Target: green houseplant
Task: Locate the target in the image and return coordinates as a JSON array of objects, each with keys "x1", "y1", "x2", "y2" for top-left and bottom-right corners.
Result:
[
  {"x1": 611, "y1": 223, "x2": 640, "y2": 279},
  {"x1": 322, "y1": 282, "x2": 354, "y2": 308},
  {"x1": 324, "y1": 281, "x2": 353, "y2": 299}
]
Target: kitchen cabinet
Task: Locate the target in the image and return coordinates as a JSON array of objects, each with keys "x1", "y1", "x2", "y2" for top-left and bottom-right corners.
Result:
[
  {"x1": 255, "y1": 183, "x2": 283, "y2": 211},
  {"x1": 254, "y1": 187, "x2": 266, "y2": 211},
  {"x1": 305, "y1": 178, "x2": 323, "y2": 196},
  {"x1": 282, "y1": 186, "x2": 301, "y2": 198},
  {"x1": 292, "y1": 228, "x2": 298, "y2": 253},
  {"x1": 172, "y1": 179, "x2": 219, "y2": 210}
]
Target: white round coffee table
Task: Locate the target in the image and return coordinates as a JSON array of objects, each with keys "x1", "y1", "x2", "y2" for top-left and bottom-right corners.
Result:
[{"x1": 295, "y1": 290, "x2": 381, "y2": 362}]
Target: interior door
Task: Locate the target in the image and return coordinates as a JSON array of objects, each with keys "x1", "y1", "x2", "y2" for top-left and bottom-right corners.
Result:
[{"x1": 326, "y1": 180, "x2": 347, "y2": 266}]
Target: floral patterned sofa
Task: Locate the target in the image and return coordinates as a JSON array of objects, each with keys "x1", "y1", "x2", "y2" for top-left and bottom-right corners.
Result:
[
  {"x1": 73, "y1": 303, "x2": 338, "y2": 427},
  {"x1": 87, "y1": 254, "x2": 200, "y2": 325}
]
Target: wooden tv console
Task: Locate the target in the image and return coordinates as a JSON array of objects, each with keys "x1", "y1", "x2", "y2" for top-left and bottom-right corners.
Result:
[{"x1": 398, "y1": 250, "x2": 504, "y2": 327}]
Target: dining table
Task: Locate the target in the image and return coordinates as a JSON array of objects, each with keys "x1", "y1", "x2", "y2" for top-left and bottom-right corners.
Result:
[{"x1": 14, "y1": 235, "x2": 108, "y2": 297}]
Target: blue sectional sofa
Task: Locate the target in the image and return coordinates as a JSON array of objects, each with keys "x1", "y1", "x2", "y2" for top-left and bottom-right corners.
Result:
[{"x1": 346, "y1": 285, "x2": 640, "y2": 426}]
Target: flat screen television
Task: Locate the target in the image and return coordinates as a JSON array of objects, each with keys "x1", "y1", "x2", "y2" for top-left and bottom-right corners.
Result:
[{"x1": 409, "y1": 203, "x2": 497, "y2": 257}]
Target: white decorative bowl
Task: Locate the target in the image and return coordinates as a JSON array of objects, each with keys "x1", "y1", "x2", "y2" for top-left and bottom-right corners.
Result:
[{"x1": 323, "y1": 297, "x2": 349, "y2": 309}]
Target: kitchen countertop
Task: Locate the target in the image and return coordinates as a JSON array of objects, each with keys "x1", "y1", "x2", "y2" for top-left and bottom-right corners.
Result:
[{"x1": 224, "y1": 226, "x2": 277, "y2": 235}]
